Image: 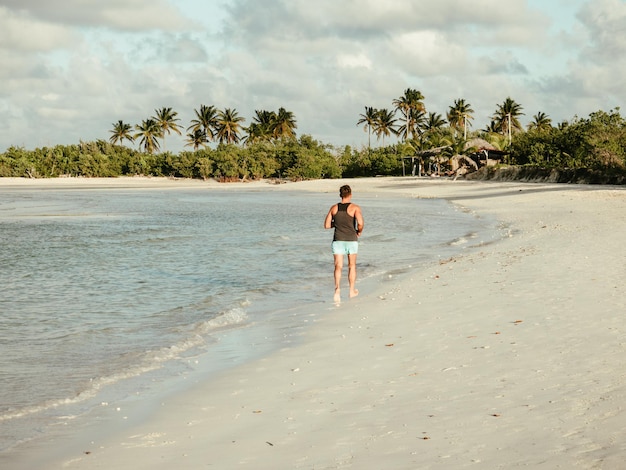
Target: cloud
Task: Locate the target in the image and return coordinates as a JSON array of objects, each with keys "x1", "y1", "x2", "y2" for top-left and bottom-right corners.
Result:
[
  {"x1": 0, "y1": 0, "x2": 193, "y2": 31},
  {"x1": 162, "y1": 35, "x2": 210, "y2": 63},
  {"x1": 388, "y1": 30, "x2": 469, "y2": 77},
  {"x1": 337, "y1": 53, "x2": 372, "y2": 70},
  {"x1": 540, "y1": 0, "x2": 626, "y2": 117},
  {"x1": 0, "y1": 7, "x2": 78, "y2": 52},
  {"x1": 578, "y1": 0, "x2": 626, "y2": 63},
  {"x1": 224, "y1": 0, "x2": 548, "y2": 46}
]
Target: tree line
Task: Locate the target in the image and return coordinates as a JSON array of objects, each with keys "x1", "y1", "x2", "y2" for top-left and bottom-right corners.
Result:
[
  {"x1": 110, "y1": 105, "x2": 298, "y2": 153},
  {"x1": 1, "y1": 90, "x2": 625, "y2": 181}
]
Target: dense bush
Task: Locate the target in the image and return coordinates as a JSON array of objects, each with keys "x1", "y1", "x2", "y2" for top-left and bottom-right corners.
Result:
[
  {"x1": 511, "y1": 109, "x2": 626, "y2": 172},
  {"x1": 0, "y1": 135, "x2": 346, "y2": 180},
  {"x1": 338, "y1": 145, "x2": 404, "y2": 178}
]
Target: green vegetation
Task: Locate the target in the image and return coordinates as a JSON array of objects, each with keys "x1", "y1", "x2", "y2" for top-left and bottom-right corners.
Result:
[
  {"x1": 1, "y1": 98, "x2": 625, "y2": 183},
  {"x1": 511, "y1": 109, "x2": 626, "y2": 171},
  {"x1": 0, "y1": 137, "x2": 342, "y2": 181}
]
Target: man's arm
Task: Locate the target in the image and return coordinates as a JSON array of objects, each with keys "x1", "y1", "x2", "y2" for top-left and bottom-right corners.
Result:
[
  {"x1": 324, "y1": 205, "x2": 337, "y2": 229},
  {"x1": 354, "y1": 205, "x2": 364, "y2": 236}
]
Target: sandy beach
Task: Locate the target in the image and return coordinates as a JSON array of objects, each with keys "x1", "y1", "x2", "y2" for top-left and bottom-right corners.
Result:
[{"x1": 4, "y1": 176, "x2": 626, "y2": 469}]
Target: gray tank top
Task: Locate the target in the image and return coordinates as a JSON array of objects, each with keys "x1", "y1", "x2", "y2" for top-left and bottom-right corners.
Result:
[{"x1": 333, "y1": 203, "x2": 358, "y2": 241}]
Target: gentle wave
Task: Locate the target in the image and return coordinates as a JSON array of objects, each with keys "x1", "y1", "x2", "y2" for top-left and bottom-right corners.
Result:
[
  {"x1": 448, "y1": 231, "x2": 478, "y2": 246},
  {"x1": 0, "y1": 306, "x2": 249, "y2": 424}
]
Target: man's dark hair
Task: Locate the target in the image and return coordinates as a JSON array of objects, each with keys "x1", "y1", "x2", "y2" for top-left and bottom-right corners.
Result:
[{"x1": 339, "y1": 185, "x2": 352, "y2": 198}]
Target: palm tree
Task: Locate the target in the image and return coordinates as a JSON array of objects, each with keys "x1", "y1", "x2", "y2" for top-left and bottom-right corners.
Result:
[
  {"x1": 215, "y1": 108, "x2": 245, "y2": 144},
  {"x1": 152, "y1": 107, "x2": 182, "y2": 150},
  {"x1": 109, "y1": 120, "x2": 135, "y2": 145},
  {"x1": 393, "y1": 88, "x2": 425, "y2": 141},
  {"x1": 527, "y1": 111, "x2": 552, "y2": 131},
  {"x1": 483, "y1": 120, "x2": 500, "y2": 134},
  {"x1": 422, "y1": 128, "x2": 453, "y2": 150},
  {"x1": 188, "y1": 105, "x2": 218, "y2": 142},
  {"x1": 134, "y1": 118, "x2": 163, "y2": 154},
  {"x1": 357, "y1": 106, "x2": 378, "y2": 152},
  {"x1": 447, "y1": 99, "x2": 474, "y2": 139},
  {"x1": 484, "y1": 132, "x2": 510, "y2": 151},
  {"x1": 422, "y1": 112, "x2": 447, "y2": 134},
  {"x1": 273, "y1": 107, "x2": 297, "y2": 139},
  {"x1": 397, "y1": 110, "x2": 427, "y2": 142},
  {"x1": 373, "y1": 108, "x2": 398, "y2": 145},
  {"x1": 244, "y1": 124, "x2": 263, "y2": 144},
  {"x1": 492, "y1": 97, "x2": 524, "y2": 144},
  {"x1": 246, "y1": 110, "x2": 276, "y2": 143},
  {"x1": 185, "y1": 129, "x2": 208, "y2": 150}
]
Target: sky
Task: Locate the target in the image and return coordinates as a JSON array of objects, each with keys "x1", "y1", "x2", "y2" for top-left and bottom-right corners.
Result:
[{"x1": 1, "y1": 0, "x2": 625, "y2": 153}]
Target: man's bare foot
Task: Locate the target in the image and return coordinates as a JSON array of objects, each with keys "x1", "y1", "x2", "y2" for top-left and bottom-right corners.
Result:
[
  {"x1": 349, "y1": 289, "x2": 359, "y2": 298},
  {"x1": 334, "y1": 289, "x2": 341, "y2": 303}
]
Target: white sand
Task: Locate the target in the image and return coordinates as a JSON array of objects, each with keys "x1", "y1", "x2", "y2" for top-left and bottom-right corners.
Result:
[{"x1": 4, "y1": 177, "x2": 626, "y2": 469}]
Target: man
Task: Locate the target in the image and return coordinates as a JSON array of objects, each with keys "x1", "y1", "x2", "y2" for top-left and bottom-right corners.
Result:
[{"x1": 324, "y1": 184, "x2": 364, "y2": 302}]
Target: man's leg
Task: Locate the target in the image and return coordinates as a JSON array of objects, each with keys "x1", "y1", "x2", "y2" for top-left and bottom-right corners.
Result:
[
  {"x1": 347, "y1": 253, "x2": 359, "y2": 298},
  {"x1": 333, "y1": 254, "x2": 343, "y2": 302}
]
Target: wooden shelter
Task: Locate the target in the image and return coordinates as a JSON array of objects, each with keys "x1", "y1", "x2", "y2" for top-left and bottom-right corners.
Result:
[{"x1": 464, "y1": 138, "x2": 507, "y2": 166}]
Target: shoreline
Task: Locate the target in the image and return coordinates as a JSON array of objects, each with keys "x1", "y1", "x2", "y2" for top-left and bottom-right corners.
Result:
[{"x1": 4, "y1": 177, "x2": 626, "y2": 469}]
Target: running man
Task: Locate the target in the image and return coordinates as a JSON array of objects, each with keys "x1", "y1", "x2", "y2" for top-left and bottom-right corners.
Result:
[{"x1": 324, "y1": 184, "x2": 364, "y2": 302}]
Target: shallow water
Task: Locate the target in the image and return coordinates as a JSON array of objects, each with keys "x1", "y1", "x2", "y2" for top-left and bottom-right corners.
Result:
[{"x1": 0, "y1": 185, "x2": 501, "y2": 452}]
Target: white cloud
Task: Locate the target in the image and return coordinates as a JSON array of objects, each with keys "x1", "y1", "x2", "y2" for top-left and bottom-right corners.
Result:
[
  {"x1": 389, "y1": 30, "x2": 468, "y2": 76},
  {"x1": 578, "y1": 0, "x2": 626, "y2": 63},
  {"x1": 337, "y1": 53, "x2": 372, "y2": 69},
  {"x1": 0, "y1": 0, "x2": 193, "y2": 31},
  {"x1": 41, "y1": 93, "x2": 60, "y2": 102},
  {"x1": 0, "y1": 7, "x2": 78, "y2": 51}
]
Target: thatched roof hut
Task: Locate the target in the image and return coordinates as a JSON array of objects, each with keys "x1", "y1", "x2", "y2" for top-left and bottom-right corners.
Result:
[
  {"x1": 464, "y1": 138, "x2": 496, "y2": 152},
  {"x1": 464, "y1": 138, "x2": 508, "y2": 166},
  {"x1": 414, "y1": 145, "x2": 451, "y2": 158}
]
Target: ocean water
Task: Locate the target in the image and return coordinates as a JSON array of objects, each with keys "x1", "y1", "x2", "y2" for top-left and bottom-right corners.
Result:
[{"x1": 0, "y1": 184, "x2": 501, "y2": 453}]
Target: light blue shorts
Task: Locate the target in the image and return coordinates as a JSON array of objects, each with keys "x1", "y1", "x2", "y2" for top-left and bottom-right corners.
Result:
[{"x1": 332, "y1": 241, "x2": 359, "y2": 255}]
